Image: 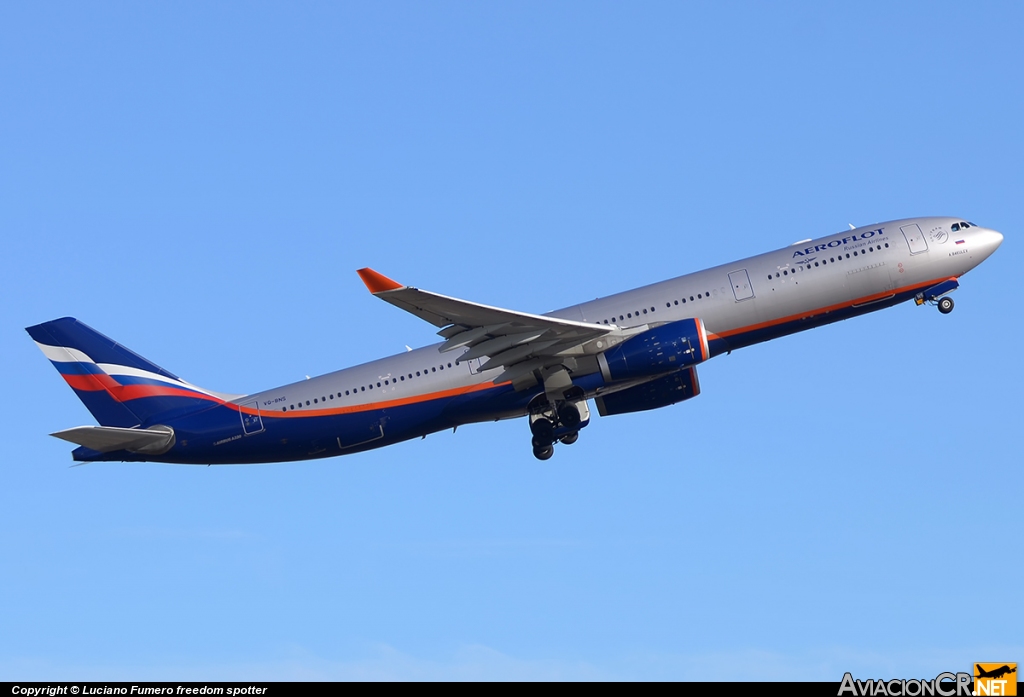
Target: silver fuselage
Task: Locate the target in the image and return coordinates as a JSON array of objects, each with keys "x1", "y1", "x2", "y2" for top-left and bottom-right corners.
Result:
[{"x1": 249, "y1": 217, "x2": 1003, "y2": 423}]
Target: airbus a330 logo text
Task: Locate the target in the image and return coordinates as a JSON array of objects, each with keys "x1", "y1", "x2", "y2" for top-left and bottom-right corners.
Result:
[{"x1": 793, "y1": 229, "x2": 884, "y2": 258}]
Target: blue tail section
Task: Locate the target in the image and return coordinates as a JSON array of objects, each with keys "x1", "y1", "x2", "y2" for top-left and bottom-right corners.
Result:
[{"x1": 26, "y1": 317, "x2": 237, "y2": 428}]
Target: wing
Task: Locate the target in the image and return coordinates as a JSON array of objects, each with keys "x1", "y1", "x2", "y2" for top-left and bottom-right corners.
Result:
[{"x1": 357, "y1": 268, "x2": 622, "y2": 385}]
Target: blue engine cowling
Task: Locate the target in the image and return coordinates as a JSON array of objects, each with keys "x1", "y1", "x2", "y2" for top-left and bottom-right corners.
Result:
[
  {"x1": 595, "y1": 366, "x2": 701, "y2": 416},
  {"x1": 598, "y1": 318, "x2": 709, "y2": 382}
]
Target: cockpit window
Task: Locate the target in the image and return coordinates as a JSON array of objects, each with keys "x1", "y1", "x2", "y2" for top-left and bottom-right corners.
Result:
[
  {"x1": 951, "y1": 223, "x2": 960, "y2": 232},
  {"x1": 961, "y1": 222, "x2": 970, "y2": 228}
]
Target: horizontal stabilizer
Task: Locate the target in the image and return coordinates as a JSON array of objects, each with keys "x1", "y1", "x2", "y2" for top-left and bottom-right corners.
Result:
[{"x1": 51, "y1": 425, "x2": 175, "y2": 455}]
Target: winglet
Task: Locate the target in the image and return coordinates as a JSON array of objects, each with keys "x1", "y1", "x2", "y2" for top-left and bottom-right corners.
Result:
[{"x1": 357, "y1": 268, "x2": 404, "y2": 294}]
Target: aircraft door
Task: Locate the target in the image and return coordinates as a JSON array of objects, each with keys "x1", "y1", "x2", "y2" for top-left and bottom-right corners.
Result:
[
  {"x1": 240, "y1": 401, "x2": 265, "y2": 435},
  {"x1": 728, "y1": 269, "x2": 754, "y2": 301},
  {"x1": 900, "y1": 224, "x2": 929, "y2": 255}
]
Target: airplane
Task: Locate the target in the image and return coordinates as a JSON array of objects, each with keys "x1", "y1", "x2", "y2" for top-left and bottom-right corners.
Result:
[
  {"x1": 975, "y1": 665, "x2": 1016, "y2": 680},
  {"x1": 27, "y1": 216, "x2": 1003, "y2": 464}
]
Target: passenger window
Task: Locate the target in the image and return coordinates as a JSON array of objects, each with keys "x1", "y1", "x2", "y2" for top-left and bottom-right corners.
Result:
[
  {"x1": 884, "y1": 243, "x2": 889, "y2": 248},
  {"x1": 306, "y1": 401, "x2": 310, "y2": 406},
  {"x1": 697, "y1": 293, "x2": 702, "y2": 298},
  {"x1": 642, "y1": 309, "x2": 647, "y2": 314},
  {"x1": 783, "y1": 270, "x2": 788, "y2": 276},
  {"x1": 345, "y1": 390, "x2": 350, "y2": 395},
  {"x1": 689, "y1": 296, "x2": 694, "y2": 301},
  {"x1": 814, "y1": 262, "x2": 819, "y2": 267}
]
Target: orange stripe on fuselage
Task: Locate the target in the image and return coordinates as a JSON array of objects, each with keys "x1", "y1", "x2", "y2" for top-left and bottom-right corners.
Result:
[
  {"x1": 61, "y1": 277, "x2": 951, "y2": 421},
  {"x1": 715, "y1": 277, "x2": 950, "y2": 340},
  {"x1": 256, "y1": 379, "x2": 507, "y2": 418},
  {"x1": 253, "y1": 279, "x2": 948, "y2": 419}
]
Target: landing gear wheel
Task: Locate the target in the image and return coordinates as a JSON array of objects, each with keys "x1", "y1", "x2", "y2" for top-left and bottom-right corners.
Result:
[
  {"x1": 532, "y1": 434, "x2": 553, "y2": 449},
  {"x1": 557, "y1": 403, "x2": 581, "y2": 429},
  {"x1": 559, "y1": 431, "x2": 579, "y2": 446},
  {"x1": 530, "y1": 417, "x2": 554, "y2": 441},
  {"x1": 533, "y1": 444, "x2": 554, "y2": 461},
  {"x1": 938, "y1": 297, "x2": 954, "y2": 314}
]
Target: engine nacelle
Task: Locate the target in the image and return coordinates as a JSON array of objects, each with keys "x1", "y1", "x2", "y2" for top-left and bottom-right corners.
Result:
[
  {"x1": 598, "y1": 318, "x2": 709, "y2": 382},
  {"x1": 595, "y1": 366, "x2": 701, "y2": 416}
]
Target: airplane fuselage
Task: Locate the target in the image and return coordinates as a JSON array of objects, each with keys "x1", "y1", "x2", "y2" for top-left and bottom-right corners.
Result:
[{"x1": 32, "y1": 216, "x2": 1003, "y2": 464}]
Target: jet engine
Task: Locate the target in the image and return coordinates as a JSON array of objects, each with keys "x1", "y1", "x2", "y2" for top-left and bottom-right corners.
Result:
[
  {"x1": 595, "y1": 366, "x2": 701, "y2": 416},
  {"x1": 598, "y1": 318, "x2": 709, "y2": 382}
]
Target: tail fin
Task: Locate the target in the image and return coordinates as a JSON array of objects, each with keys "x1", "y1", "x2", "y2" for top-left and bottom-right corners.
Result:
[{"x1": 26, "y1": 317, "x2": 241, "y2": 427}]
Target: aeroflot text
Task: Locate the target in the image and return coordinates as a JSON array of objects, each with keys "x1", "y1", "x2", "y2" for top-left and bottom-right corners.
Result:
[
  {"x1": 793, "y1": 229, "x2": 884, "y2": 257},
  {"x1": 10, "y1": 689, "x2": 267, "y2": 697}
]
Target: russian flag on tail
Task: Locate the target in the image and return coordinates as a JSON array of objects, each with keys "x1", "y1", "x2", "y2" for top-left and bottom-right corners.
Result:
[{"x1": 25, "y1": 317, "x2": 241, "y2": 428}]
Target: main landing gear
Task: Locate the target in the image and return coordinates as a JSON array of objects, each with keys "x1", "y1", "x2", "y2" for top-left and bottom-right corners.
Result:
[{"x1": 528, "y1": 389, "x2": 589, "y2": 461}]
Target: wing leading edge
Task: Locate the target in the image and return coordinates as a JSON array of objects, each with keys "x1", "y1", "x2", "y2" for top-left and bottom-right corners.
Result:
[{"x1": 356, "y1": 268, "x2": 631, "y2": 387}]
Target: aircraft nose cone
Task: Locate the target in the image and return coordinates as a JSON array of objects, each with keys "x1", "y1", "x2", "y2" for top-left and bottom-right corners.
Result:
[
  {"x1": 975, "y1": 228, "x2": 1004, "y2": 260},
  {"x1": 982, "y1": 229, "x2": 1004, "y2": 253}
]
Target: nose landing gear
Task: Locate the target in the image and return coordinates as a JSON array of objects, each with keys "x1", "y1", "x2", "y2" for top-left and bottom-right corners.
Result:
[{"x1": 915, "y1": 279, "x2": 959, "y2": 315}]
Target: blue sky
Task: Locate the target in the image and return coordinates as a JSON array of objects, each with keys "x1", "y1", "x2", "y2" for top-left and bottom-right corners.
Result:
[{"x1": 1, "y1": 1, "x2": 1021, "y2": 681}]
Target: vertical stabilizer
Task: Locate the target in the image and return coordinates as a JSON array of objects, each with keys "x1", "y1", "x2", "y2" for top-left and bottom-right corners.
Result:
[{"x1": 26, "y1": 318, "x2": 240, "y2": 427}]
